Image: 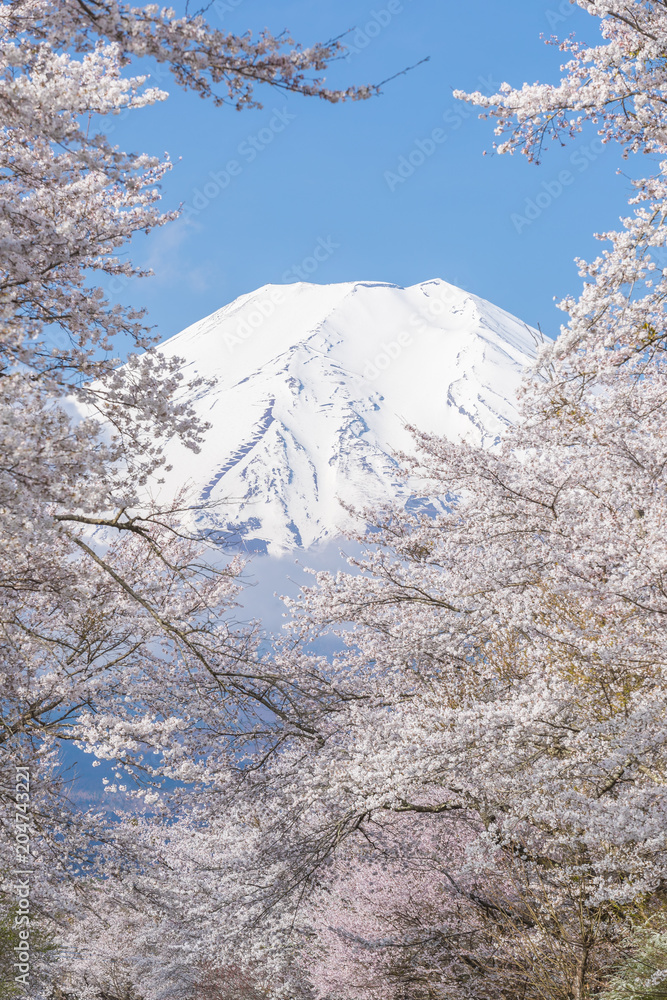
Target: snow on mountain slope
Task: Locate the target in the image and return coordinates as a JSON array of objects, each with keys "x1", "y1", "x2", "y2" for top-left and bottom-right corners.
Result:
[{"x1": 153, "y1": 279, "x2": 538, "y2": 553}]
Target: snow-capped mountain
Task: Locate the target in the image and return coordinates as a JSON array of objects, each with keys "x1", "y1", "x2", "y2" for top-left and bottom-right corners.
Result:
[{"x1": 155, "y1": 279, "x2": 537, "y2": 553}]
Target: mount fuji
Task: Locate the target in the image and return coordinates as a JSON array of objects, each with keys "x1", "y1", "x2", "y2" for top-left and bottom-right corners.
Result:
[{"x1": 153, "y1": 279, "x2": 538, "y2": 554}]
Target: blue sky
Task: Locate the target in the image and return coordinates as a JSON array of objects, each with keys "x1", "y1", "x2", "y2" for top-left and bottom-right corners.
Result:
[
  {"x1": 68, "y1": 1, "x2": 626, "y2": 797},
  {"x1": 108, "y1": 0, "x2": 627, "y2": 347}
]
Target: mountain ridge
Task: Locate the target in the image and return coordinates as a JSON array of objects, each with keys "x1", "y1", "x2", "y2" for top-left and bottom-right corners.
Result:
[{"x1": 153, "y1": 279, "x2": 538, "y2": 553}]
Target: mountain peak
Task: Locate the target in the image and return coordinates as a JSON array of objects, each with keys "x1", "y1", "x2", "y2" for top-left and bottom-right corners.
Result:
[{"x1": 154, "y1": 279, "x2": 537, "y2": 553}]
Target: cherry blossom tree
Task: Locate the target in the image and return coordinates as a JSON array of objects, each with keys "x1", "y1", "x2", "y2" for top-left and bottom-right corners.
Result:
[
  {"x1": 131, "y1": 5, "x2": 667, "y2": 998},
  {"x1": 20, "y1": 3, "x2": 667, "y2": 999},
  {"x1": 0, "y1": 2, "x2": 375, "y2": 993}
]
